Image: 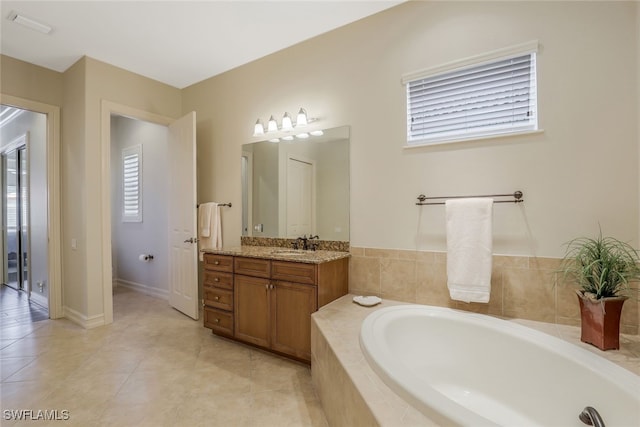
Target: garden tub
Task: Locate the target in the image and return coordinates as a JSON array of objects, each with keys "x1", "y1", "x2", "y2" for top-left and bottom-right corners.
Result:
[{"x1": 360, "y1": 305, "x2": 640, "y2": 426}]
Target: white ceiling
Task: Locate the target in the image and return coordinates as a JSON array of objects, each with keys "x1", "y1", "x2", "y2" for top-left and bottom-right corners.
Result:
[{"x1": 1, "y1": 0, "x2": 402, "y2": 89}]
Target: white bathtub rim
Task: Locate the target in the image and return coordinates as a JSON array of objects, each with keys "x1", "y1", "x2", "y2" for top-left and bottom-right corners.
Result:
[{"x1": 359, "y1": 304, "x2": 640, "y2": 427}]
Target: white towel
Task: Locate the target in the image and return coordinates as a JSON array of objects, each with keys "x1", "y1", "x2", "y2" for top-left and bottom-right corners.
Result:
[
  {"x1": 198, "y1": 202, "x2": 222, "y2": 261},
  {"x1": 445, "y1": 198, "x2": 493, "y2": 303}
]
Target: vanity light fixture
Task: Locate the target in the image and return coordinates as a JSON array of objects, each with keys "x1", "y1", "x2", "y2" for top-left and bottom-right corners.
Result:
[
  {"x1": 296, "y1": 108, "x2": 308, "y2": 127},
  {"x1": 267, "y1": 115, "x2": 278, "y2": 133},
  {"x1": 254, "y1": 119, "x2": 265, "y2": 136},
  {"x1": 252, "y1": 107, "x2": 318, "y2": 137},
  {"x1": 281, "y1": 112, "x2": 293, "y2": 131}
]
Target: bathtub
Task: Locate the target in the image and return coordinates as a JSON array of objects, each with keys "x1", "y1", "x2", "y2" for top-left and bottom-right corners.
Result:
[{"x1": 360, "y1": 305, "x2": 640, "y2": 427}]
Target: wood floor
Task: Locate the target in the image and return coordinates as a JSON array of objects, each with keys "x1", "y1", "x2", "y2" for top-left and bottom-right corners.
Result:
[{"x1": 0, "y1": 285, "x2": 48, "y2": 326}]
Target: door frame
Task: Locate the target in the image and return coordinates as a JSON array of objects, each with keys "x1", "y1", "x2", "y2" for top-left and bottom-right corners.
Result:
[
  {"x1": 241, "y1": 150, "x2": 253, "y2": 236},
  {"x1": 100, "y1": 100, "x2": 173, "y2": 324},
  {"x1": 0, "y1": 94, "x2": 62, "y2": 319}
]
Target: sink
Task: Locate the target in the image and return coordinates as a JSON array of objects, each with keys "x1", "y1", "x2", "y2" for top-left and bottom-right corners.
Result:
[{"x1": 271, "y1": 250, "x2": 307, "y2": 256}]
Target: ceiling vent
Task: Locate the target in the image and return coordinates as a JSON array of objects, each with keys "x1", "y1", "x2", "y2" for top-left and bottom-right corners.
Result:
[{"x1": 7, "y1": 11, "x2": 53, "y2": 35}]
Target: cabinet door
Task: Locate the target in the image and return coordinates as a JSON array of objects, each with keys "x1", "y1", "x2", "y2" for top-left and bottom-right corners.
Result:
[
  {"x1": 270, "y1": 281, "x2": 317, "y2": 361},
  {"x1": 234, "y1": 274, "x2": 270, "y2": 348}
]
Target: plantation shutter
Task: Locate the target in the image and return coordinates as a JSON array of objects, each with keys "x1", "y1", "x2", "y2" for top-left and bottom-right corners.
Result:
[
  {"x1": 405, "y1": 52, "x2": 537, "y2": 145},
  {"x1": 122, "y1": 145, "x2": 142, "y2": 222}
]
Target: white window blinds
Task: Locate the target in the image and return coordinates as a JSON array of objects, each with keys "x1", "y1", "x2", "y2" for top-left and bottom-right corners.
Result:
[
  {"x1": 122, "y1": 145, "x2": 142, "y2": 222},
  {"x1": 404, "y1": 47, "x2": 538, "y2": 145}
]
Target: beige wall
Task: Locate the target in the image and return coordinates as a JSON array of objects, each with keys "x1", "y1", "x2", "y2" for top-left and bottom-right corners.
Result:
[
  {"x1": 61, "y1": 58, "x2": 88, "y2": 316},
  {"x1": 183, "y1": 1, "x2": 639, "y2": 259},
  {"x1": 0, "y1": 55, "x2": 63, "y2": 106}
]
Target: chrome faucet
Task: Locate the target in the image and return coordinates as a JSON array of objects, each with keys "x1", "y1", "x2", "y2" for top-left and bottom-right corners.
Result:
[
  {"x1": 292, "y1": 234, "x2": 319, "y2": 251},
  {"x1": 579, "y1": 407, "x2": 605, "y2": 427}
]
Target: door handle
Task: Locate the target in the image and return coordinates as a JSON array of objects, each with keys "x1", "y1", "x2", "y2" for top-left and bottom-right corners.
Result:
[{"x1": 183, "y1": 237, "x2": 199, "y2": 244}]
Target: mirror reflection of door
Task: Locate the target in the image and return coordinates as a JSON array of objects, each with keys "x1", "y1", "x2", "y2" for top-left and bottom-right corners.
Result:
[
  {"x1": 286, "y1": 156, "x2": 315, "y2": 238},
  {"x1": 2, "y1": 144, "x2": 29, "y2": 291},
  {"x1": 241, "y1": 151, "x2": 253, "y2": 236}
]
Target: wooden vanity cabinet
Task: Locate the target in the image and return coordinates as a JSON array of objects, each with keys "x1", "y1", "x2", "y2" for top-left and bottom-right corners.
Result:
[
  {"x1": 204, "y1": 252, "x2": 348, "y2": 362},
  {"x1": 202, "y1": 254, "x2": 234, "y2": 337}
]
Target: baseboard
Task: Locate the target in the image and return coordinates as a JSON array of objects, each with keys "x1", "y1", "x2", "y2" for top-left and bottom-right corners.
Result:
[
  {"x1": 63, "y1": 306, "x2": 105, "y2": 329},
  {"x1": 115, "y1": 279, "x2": 169, "y2": 300},
  {"x1": 29, "y1": 291, "x2": 48, "y2": 310}
]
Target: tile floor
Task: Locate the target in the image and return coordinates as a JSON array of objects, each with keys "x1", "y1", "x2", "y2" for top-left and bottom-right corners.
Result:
[
  {"x1": 1, "y1": 287, "x2": 328, "y2": 427},
  {"x1": 1, "y1": 285, "x2": 48, "y2": 326}
]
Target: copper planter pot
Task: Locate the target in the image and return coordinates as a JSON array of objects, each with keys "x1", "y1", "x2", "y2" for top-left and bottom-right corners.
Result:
[{"x1": 577, "y1": 291, "x2": 627, "y2": 351}]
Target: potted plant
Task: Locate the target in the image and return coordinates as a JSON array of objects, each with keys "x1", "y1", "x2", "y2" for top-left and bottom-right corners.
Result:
[{"x1": 558, "y1": 231, "x2": 640, "y2": 350}]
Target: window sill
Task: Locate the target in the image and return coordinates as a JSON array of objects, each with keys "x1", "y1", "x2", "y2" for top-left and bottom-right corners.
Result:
[{"x1": 403, "y1": 129, "x2": 545, "y2": 150}]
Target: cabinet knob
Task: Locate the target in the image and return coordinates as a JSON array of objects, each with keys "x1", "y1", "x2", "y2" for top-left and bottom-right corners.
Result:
[
  {"x1": 214, "y1": 296, "x2": 220, "y2": 301},
  {"x1": 215, "y1": 318, "x2": 220, "y2": 323},
  {"x1": 214, "y1": 277, "x2": 220, "y2": 282},
  {"x1": 214, "y1": 261, "x2": 220, "y2": 265}
]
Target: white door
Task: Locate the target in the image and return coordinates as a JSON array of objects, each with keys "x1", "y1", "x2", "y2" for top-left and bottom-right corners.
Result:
[
  {"x1": 168, "y1": 111, "x2": 198, "y2": 319},
  {"x1": 286, "y1": 157, "x2": 314, "y2": 237}
]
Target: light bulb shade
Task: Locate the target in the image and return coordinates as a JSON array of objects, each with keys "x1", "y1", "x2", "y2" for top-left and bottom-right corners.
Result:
[
  {"x1": 267, "y1": 115, "x2": 278, "y2": 132},
  {"x1": 310, "y1": 130, "x2": 324, "y2": 136},
  {"x1": 296, "y1": 132, "x2": 310, "y2": 139},
  {"x1": 281, "y1": 113, "x2": 293, "y2": 131},
  {"x1": 296, "y1": 108, "x2": 308, "y2": 127},
  {"x1": 253, "y1": 119, "x2": 264, "y2": 136},
  {"x1": 282, "y1": 135, "x2": 294, "y2": 141}
]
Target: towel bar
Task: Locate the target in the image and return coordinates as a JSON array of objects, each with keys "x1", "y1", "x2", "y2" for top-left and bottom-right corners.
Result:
[
  {"x1": 197, "y1": 202, "x2": 232, "y2": 208},
  {"x1": 416, "y1": 191, "x2": 523, "y2": 205}
]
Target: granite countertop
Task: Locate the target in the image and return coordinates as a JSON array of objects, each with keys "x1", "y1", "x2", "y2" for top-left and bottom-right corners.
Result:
[{"x1": 201, "y1": 245, "x2": 350, "y2": 264}]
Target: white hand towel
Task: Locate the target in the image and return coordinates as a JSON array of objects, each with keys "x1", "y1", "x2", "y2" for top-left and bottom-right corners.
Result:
[
  {"x1": 198, "y1": 202, "x2": 222, "y2": 261},
  {"x1": 445, "y1": 198, "x2": 493, "y2": 303},
  {"x1": 199, "y1": 203, "x2": 213, "y2": 237}
]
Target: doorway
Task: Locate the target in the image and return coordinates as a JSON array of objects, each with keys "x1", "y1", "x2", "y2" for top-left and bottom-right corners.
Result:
[
  {"x1": 0, "y1": 95, "x2": 62, "y2": 320},
  {"x1": 0, "y1": 102, "x2": 54, "y2": 318},
  {"x1": 101, "y1": 101, "x2": 199, "y2": 324},
  {"x1": 110, "y1": 115, "x2": 170, "y2": 302}
]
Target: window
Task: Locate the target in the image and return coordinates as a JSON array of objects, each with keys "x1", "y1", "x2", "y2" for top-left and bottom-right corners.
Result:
[
  {"x1": 403, "y1": 41, "x2": 538, "y2": 146},
  {"x1": 122, "y1": 145, "x2": 142, "y2": 222}
]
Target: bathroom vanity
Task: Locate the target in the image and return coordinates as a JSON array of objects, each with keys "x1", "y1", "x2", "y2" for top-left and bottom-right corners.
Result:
[{"x1": 202, "y1": 247, "x2": 349, "y2": 362}]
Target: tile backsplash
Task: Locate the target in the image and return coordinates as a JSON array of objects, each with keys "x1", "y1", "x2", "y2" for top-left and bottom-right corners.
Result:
[{"x1": 349, "y1": 247, "x2": 639, "y2": 335}]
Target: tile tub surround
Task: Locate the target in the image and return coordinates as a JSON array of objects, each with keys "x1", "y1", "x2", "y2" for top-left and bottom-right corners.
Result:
[
  {"x1": 311, "y1": 295, "x2": 640, "y2": 427},
  {"x1": 349, "y1": 247, "x2": 640, "y2": 335}
]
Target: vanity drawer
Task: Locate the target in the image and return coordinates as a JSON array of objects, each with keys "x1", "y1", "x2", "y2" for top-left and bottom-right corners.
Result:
[
  {"x1": 203, "y1": 271, "x2": 233, "y2": 290},
  {"x1": 203, "y1": 287, "x2": 233, "y2": 311},
  {"x1": 204, "y1": 307, "x2": 233, "y2": 336},
  {"x1": 272, "y1": 261, "x2": 316, "y2": 285},
  {"x1": 234, "y1": 257, "x2": 271, "y2": 278},
  {"x1": 203, "y1": 254, "x2": 234, "y2": 272}
]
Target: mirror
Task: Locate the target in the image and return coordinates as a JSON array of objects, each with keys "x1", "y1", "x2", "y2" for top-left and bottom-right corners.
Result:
[{"x1": 241, "y1": 125, "x2": 349, "y2": 242}]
